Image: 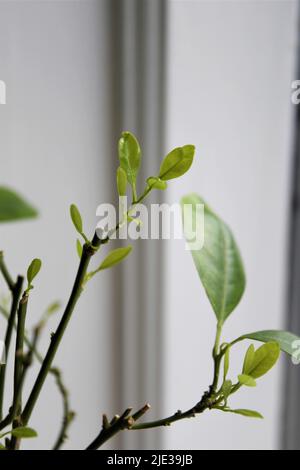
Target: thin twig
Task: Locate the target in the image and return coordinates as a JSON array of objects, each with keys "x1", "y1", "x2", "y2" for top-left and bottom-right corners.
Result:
[
  {"x1": 86, "y1": 404, "x2": 151, "y2": 450},
  {"x1": 51, "y1": 368, "x2": 75, "y2": 450},
  {"x1": 0, "y1": 275, "x2": 24, "y2": 421},
  {"x1": 0, "y1": 252, "x2": 15, "y2": 292}
]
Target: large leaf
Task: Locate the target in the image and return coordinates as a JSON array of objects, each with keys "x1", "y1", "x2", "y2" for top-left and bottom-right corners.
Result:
[
  {"x1": 181, "y1": 194, "x2": 246, "y2": 324},
  {"x1": 236, "y1": 330, "x2": 300, "y2": 357},
  {"x1": 0, "y1": 187, "x2": 38, "y2": 223},
  {"x1": 118, "y1": 132, "x2": 141, "y2": 188}
]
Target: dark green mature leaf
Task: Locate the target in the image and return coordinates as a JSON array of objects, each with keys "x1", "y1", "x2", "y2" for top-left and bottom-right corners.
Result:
[
  {"x1": 238, "y1": 374, "x2": 256, "y2": 387},
  {"x1": 70, "y1": 204, "x2": 83, "y2": 234},
  {"x1": 220, "y1": 408, "x2": 263, "y2": 419},
  {"x1": 10, "y1": 427, "x2": 37, "y2": 439},
  {"x1": 147, "y1": 177, "x2": 167, "y2": 190},
  {"x1": 27, "y1": 258, "x2": 42, "y2": 285},
  {"x1": 99, "y1": 246, "x2": 132, "y2": 271},
  {"x1": 159, "y1": 145, "x2": 195, "y2": 181},
  {"x1": 118, "y1": 132, "x2": 141, "y2": 187},
  {"x1": 181, "y1": 194, "x2": 246, "y2": 324},
  {"x1": 244, "y1": 342, "x2": 280, "y2": 379},
  {"x1": 0, "y1": 187, "x2": 38, "y2": 223},
  {"x1": 117, "y1": 166, "x2": 127, "y2": 196},
  {"x1": 236, "y1": 330, "x2": 300, "y2": 357}
]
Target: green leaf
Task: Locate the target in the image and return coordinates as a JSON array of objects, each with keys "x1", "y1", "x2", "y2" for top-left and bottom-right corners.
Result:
[
  {"x1": 223, "y1": 348, "x2": 230, "y2": 380},
  {"x1": 245, "y1": 342, "x2": 280, "y2": 379},
  {"x1": 222, "y1": 380, "x2": 232, "y2": 400},
  {"x1": 181, "y1": 194, "x2": 246, "y2": 324},
  {"x1": 238, "y1": 374, "x2": 257, "y2": 387},
  {"x1": 118, "y1": 132, "x2": 141, "y2": 188},
  {"x1": 45, "y1": 301, "x2": 61, "y2": 316},
  {"x1": 146, "y1": 177, "x2": 167, "y2": 190},
  {"x1": 10, "y1": 427, "x2": 37, "y2": 439},
  {"x1": 117, "y1": 166, "x2": 127, "y2": 196},
  {"x1": 159, "y1": 145, "x2": 195, "y2": 181},
  {"x1": 98, "y1": 246, "x2": 132, "y2": 271},
  {"x1": 242, "y1": 344, "x2": 255, "y2": 375},
  {"x1": 0, "y1": 443, "x2": 5, "y2": 450},
  {"x1": 236, "y1": 330, "x2": 300, "y2": 357},
  {"x1": 70, "y1": 204, "x2": 83, "y2": 234},
  {"x1": 220, "y1": 408, "x2": 263, "y2": 419},
  {"x1": 76, "y1": 239, "x2": 83, "y2": 259},
  {"x1": 27, "y1": 258, "x2": 42, "y2": 285},
  {"x1": 0, "y1": 186, "x2": 38, "y2": 223}
]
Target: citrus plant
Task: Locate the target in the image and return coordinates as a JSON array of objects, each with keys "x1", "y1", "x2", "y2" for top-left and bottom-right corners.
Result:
[{"x1": 0, "y1": 132, "x2": 298, "y2": 450}]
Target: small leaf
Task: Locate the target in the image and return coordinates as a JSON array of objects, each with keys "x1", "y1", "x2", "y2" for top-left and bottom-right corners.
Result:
[
  {"x1": 236, "y1": 330, "x2": 300, "y2": 357},
  {"x1": 70, "y1": 204, "x2": 83, "y2": 234},
  {"x1": 238, "y1": 374, "x2": 257, "y2": 387},
  {"x1": 98, "y1": 246, "x2": 132, "y2": 271},
  {"x1": 10, "y1": 427, "x2": 37, "y2": 439},
  {"x1": 159, "y1": 145, "x2": 195, "y2": 181},
  {"x1": 245, "y1": 342, "x2": 280, "y2": 379},
  {"x1": 45, "y1": 301, "x2": 61, "y2": 316},
  {"x1": 76, "y1": 239, "x2": 83, "y2": 259},
  {"x1": 118, "y1": 132, "x2": 141, "y2": 188},
  {"x1": 146, "y1": 177, "x2": 167, "y2": 190},
  {"x1": 117, "y1": 166, "x2": 127, "y2": 196},
  {"x1": 0, "y1": 186, "x2": 38, "y2": 223},
  {"x1": 223, "y1": 348, "x2": 230, "y2": 380},
  {"x1": 27, "y1": 259, "x2": 42, "y2": 285},
  {"x1": 222, "y1": 380, "x2": 232, "y2": 400},
  {"x1": 181, "y1": 194, "x2": 246, "y2": 324},
  {"x1": 0, "y1": 443, "x2": 5, "y2": 450},
  {"x1": 221, "y1": 408, "x2": 263, "y2": 419},
  {"x1": 242, "y1": 344, "x2": 255, "y2": 375}
]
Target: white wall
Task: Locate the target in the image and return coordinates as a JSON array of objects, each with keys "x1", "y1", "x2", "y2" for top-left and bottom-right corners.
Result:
[
  {"x1": 164, "y1": 0, "x2": 297, "y2": 450},
  {"x1": 0, "y1": 0, "x2": 118, "y2": 450}
]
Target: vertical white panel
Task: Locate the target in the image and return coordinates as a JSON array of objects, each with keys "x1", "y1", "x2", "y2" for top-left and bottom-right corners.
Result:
[{"x1": 164, "y1": 0, "x2": 297, "y2": 449}]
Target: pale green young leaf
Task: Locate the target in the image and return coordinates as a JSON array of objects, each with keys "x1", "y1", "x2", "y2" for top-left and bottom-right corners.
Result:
[
  {"x1": 27, "y1": 258, "x2": 42, "y2": 285},
  {"x1": 181, "y1": 194, "x2": 246, "y2": 324},
  {"x1": 98, "y1": 246, "x2": 132, "y2": 271},
  {"x1": 0, "y1": 186, "x2": 38, "y2": 223},
  {"x1": 45, "y1": 301, "x2": 61, "y2": 317},
  {"x1": 222, "y1": 380, "x2": 232, "y2": 400},
  {"x1": 117, "y1": 166, "x2": 127, "y2": 196},
  {"x1": 245, "y1": 342, "x2": 280, "y2": 379},
  {"x1": 10, "y1": 427, "x2": 37, "y2": 439},
  {"x1": 118, "y1": 132, "x2": 141, "y2": 187},
  {"x1": 70, "y1": 204, "x2": 83, "y2": 234},
  {"x1": 76, "y1": 239, "x2": 83, "y2": 259},
  {"x1": 242, "y1": 344, "x2": 255, "y2": 375},
  {"x1": 159, "y1": 145, "x2": 195, "y2": 181},
  {"x1": 220, "y1": 408, "x2": 263, "y2": 419},
  {"x1": 146, "y1": 177, "x2": 167, "y2": 190},
  {"x1": 223, "y1": 348, "x2": 230, "y2": 381},
  {"x1": 238, "y1": 374, "x2": 257, "y2": 387}
]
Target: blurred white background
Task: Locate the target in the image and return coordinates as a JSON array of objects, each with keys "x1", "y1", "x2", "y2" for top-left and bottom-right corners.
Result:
[{"x1": 0, "y1": 0, "x2": 298, "y2": 450}]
